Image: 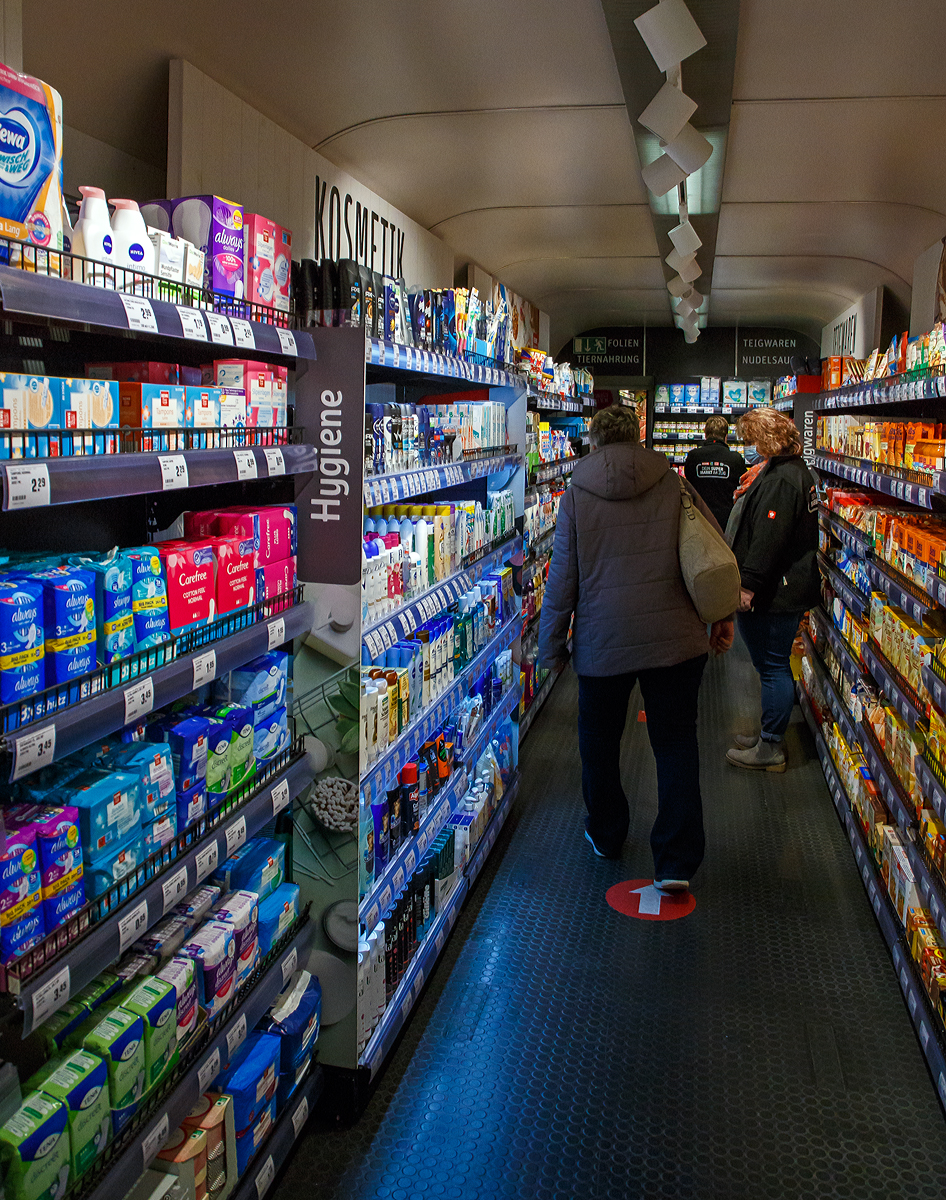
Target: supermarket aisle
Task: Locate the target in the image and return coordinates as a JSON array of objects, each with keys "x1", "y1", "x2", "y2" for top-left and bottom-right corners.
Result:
[{"x1": 285, "y1": 643, "x2": 946, "y2": 1200}]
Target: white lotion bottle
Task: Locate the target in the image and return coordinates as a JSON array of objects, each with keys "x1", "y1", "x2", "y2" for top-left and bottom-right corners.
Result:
[
  {"x1": 71, "y1": 186, "x2": 115, "y2": 287},
  {"x1": 109, "y1": 198, "x2": 156, "y2": 289}
]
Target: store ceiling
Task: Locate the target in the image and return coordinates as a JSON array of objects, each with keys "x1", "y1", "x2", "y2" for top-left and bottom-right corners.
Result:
[{"x1": 22, "y1": 0, "x2": 946, "y2": 355}]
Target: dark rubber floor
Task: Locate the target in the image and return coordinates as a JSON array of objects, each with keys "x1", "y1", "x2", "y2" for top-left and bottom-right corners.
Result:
[{"x1": 282, "y1": 642, "x2": 946, "y2": 1199}]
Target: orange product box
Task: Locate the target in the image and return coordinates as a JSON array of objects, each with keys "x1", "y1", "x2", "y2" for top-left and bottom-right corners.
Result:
[{"x1": 823, "y1": 356, "x2": 843, "y2": 390}]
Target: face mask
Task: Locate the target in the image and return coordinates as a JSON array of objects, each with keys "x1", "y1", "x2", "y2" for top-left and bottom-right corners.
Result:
[{"x1": 744, "y1": 445, "x2": 761, "y2": 466}]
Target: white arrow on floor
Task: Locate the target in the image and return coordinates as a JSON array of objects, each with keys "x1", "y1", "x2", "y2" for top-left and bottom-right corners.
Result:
[{"x1": 631, "y1": 884, "x2": 663, "y2": 915}]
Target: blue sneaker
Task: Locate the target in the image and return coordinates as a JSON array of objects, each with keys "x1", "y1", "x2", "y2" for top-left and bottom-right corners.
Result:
[{"x1": 584, "y1": 830, "x2": 606, "y2": 857}]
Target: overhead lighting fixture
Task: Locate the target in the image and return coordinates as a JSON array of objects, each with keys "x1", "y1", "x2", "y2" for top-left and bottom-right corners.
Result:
[
  {"x1": 675, "y1": 256, "x2": 702, "y2": 283},
  {"x1": 638, "y1": 81, "x2": 697, "y2": 143},
  {"x1": 675, "y1": 295, "x2": 695, "y2": 318},
  {"x1": 686, "y1": 287, "x2": 704, "y2": 310},
  {"x1": 641, "y1": 152, "x2": 687, "y2": 198},
  {"x1": 662, "y1": 122, "x2": 714, "y2": 173},
  {"x1": 634, "y1": 0, "x2": 707, "y2": 73},
  {"x1": 665, "y1": 247, "x2": 695, "y2": 275},
  {"x1": 668, "y1": 219, "x2": 701, "y2": 257},
  {"x1": 684, "y1": 326, "x2": 699, "y2": 344},
  {"x1": 667, "y1": 275, "x2": 690, "y2": 296}
]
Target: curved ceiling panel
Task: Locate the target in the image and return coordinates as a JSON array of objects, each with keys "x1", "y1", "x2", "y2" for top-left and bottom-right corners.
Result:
[
  {"x1": 707, "y1": 290, "x2": 846, "y2": 340},
  {"x1": 724, "y1": 99, "x2": 946, "y2": 210},
  {"x1": 319, "y1": 107, "x2": 646, "y2": 229},
  {"x1": 712, "y1": 254, "x2": 910, "y2": 310},
  {"x1": 734, "y1": 0, "x2": 946, "y2": 101},
  {"x1": 716, "y1": 202, "x2": 946, "y2": 284},
  {"x1": 546, "y1": 291, "x2": 676, "y2": 351},
  {"x1": 430, "y1": 204, "x2": 658, "y2": 272},
  {"x1": 497, "y1": 257, "x2": 667, "y2": 304}
]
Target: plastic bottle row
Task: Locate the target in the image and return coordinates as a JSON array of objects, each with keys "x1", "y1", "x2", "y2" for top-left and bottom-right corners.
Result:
[
  {"x1": 364, "y1": 393, "x2": 509, "y2": 477},
  {"x1": 362, "y1": 490, "x2": 515, "y2": 625}
]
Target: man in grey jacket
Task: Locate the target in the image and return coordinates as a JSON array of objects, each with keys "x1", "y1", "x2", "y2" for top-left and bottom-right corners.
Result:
[{"x1": 537, "y1": 405, "x2": 734, "y2": 891}]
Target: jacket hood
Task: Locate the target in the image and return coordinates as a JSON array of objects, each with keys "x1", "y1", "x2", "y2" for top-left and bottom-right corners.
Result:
[{"x1": 570, "y1": 441, "x2": 671, "y2": 501}]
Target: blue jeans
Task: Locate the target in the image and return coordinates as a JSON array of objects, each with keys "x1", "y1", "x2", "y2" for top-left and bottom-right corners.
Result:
[
  {"x1": 577, "y1": 654, "x2": 707, "y2": 879},
  {"x1": 737, "y1": 609, "x2": 804, "y2": 741}
]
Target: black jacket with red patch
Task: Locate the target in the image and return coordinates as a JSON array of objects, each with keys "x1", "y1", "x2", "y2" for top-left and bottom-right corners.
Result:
[{"x1": 728, "y1": 454, "x2": 821, "y2": 613}]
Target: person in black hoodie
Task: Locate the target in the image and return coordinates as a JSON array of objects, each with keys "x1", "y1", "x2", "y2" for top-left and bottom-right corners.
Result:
[
  {"x1": 683, "y1": 415, "x2": 746, "y2": 530},
  {"x1": 725, "y1": 408, "x2": 820, "y2": 773}
]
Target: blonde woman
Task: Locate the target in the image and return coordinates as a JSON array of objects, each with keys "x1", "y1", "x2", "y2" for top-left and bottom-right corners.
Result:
[{"x1": 726, "y1": 408, "x2": 820, "y2": 773}]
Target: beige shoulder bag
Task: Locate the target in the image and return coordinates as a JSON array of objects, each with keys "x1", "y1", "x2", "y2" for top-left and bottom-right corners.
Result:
[{"x1": 677, "y1": 477, "x2": 741, "y2": 622}]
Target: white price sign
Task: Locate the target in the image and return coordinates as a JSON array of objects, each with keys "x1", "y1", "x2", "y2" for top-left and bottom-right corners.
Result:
[
  {"x1": 272, "y1": 778, "x2": 291, "y2": 817},
  {"x1": 404, "y1": 850, "x2": 416, "y2": 875},
  {"x1": 268, "y1": 618, "x2": 286, "y2": 649},
  {"x1": 230, "y1": 318, "x2": 256, "y2": 349},
  {"x1": 393, "y1": 867, "x2": 405, "y2": 893},
  {"x1": 13, "y1": 723, "x2": 56, "y2": 780},
  {"x1": 5, "y1": 463, "x2": 50, "y2": 510},
  {"x1": 118, "y1": 899, "x2": 149, "y2": 952},
  {"x1": 158, "y1": 455, "x2": 189, "y2": 490},
  {"x1": 276, "y1": 328, "x2": 297, "y2": 356},
  {"x1": 435, "y1": 931, "x2": 445, "y2": 954},
  {"x1": 225, "y1": 816, "x2": 247, "y2": 856},
  {"x1": 124, "y1": 676, "x2": 154, "y2": 725},
  {"x1": 192, "y1": 649, "x2": 217, "y2": 690},
  {"x1": 176, "y1": 305, "x2": 207, "y2": 340},
  {"x1": 142, "y1": 1113, "x2": 170, "y2": 1166},
  {"x1": 281, "y1": 945, "x2": 298, "y2": 984},
  {"x1": 233, "y1": 449, "x2": 258, "y2": 480},
  {"x1": 195, "y1": 840, "x2": 219, "y2": 884},
  {"x1": 226, "y1": 1012, "x2": 248, "y2": 1058},
  {"x1": 291, "y1": 1097, "x2": 309, "y2": 1139},
  {"x1": 120, "y1": 295, "x2": 159, "y2": 334},
  {"x1": 205, "y1": 313, "x2": 234, "y2": 345},
  {"x1": 255, "y1": 1156, "x2": 275, "y2": 1200},
  {"x1": 31, "y1": 965, "x2": 70, "y2": 1027},
  {"x1": 161, "y1": 865, "x2": 189, "y2": 914},
  {"x1": 264, "y1": 447, "x2": 286, "y2": 476},
  {"x1": 198, "y1": 1046, "x2": 221, "y2": 1092}
]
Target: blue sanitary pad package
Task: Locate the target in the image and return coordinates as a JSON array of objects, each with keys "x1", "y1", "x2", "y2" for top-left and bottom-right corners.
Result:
[
  {"x1": 36, "y1": 568, "x2": 96, "y2": 689},
  {"x1": 214, "y1": 1031, "x2": 280, "y2": 1131},
  {"x1": 253, "y1": 707, "x2": 288, "y2": 764},
  {"x1": 261, "y1": 969, "x2": 321, "y2": 1072},
  {"x1": 211, "y1": 836, "x2": 284, "y2": 901},
  {"x1": 218, "y1": 651, "x2": 288, "y2": 723},
  {"x1": 84, "y1": 828, "x2": 144, "y2": 899},
  {"x1": 65, "y1": 769, "x2": 141, "y2": 861},
  {"x1": 70, "y1": 551, "x2": 134, "y2": 664},
  {"x1": 0, "y1": 578, "x2": 44, "y2": 706},
  {"x1": 257, "y1": 883, "x2": 299, "y2": 955}
]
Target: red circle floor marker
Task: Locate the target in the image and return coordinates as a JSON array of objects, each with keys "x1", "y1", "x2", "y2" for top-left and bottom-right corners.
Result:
[{"x1": 606, "y1": 878, "x2": 696, "y2": 921}]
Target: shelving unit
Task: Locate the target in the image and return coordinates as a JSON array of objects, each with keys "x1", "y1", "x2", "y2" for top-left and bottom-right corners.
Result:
[{"x1": 528, "y1": 455, "x2": 577, "y2": 486}]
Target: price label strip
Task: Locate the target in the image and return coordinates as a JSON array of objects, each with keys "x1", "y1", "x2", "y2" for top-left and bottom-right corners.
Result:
[
  {"x1": 264, "y1": 447, "x2": 285, "y2": 476},
  {"x1": 192, "y1": 649, "x2": 217, "y2": 690},
  {"x1": 226, "y1": 816, "x2": 247, "y2": 856},
  {"x1": 31, "y1": 965, "x2": 70, "y2": 1027},
  {"x1": 13, "y1": 723, "x2": 56, "y2": 781},
  {"x1": 206, "y1": 313, "x2": 235, "y2": 345},
  {"x1": 124, "y1": 676, "x2": 154, "y2": 725},
  {"x1": 292, "y1": 1097, "x2": 309, "y2": 1139},
  {"x1": 142, "y1": 1113, "x2": 170, "y2": 1167},
  {"x1": 233, "y1": 449, "x2": 258, "y2": 480},
  {"x1": 118, "y1": 899, "x2": 149, "y2": 953},
  {"x1": 230, "y1": 318, "x2": 256, "y2": 350},
  {"x1": 158, "y1": 455, "x2": 189, "y2": 490},
  {"x1": 161, "y1": 865, "x2": 189, "y2": 915},
  {"x1": 120, "y1": 295, "x2": 159, "y2": 334},
  {"x1": 198, "y1": 1046, "x2": 221, "y2": 1093},
  {"x1": 255, "y1": 1156, "x2": 275, "y2": 1200},
  {"x1": 195, "y1": 839, "x2": 219, "y2": 885},
  {"x1": 5, "y1": 463, "x2": 50, "y2": 510},
  {"x1": 226, "y1": 1012, "x2": 248, "y2": 1057},
  {"x1": 272, "y1": 777, "x2": 291, "y2": 817},
  {"x1": 176, "y1": 305, "x2": 207, "y2": 340},
  {"x1": 276, "y1": 329, "x2": 297, "y2": 356},
  {"x1": 282, "y1": 945, "x2": 298, "y2": 984},
  {"x1": 268, "y1": 617, "x2": 286, "y2": 650}
]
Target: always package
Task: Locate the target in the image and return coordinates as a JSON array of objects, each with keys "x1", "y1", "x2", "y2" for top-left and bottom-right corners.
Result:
[
  {"x1": 179, "y1": 922, "x2": 235, "y2": 1018},
  {"x1": 157, "y1": 956, "x2": 198, "y2": 1042}
]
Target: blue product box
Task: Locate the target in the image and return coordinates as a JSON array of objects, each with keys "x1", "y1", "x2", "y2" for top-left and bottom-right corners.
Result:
[
  {"x1": 0, "y1": 822, "x2": 41, "y2": 922},
  {"x1": 0, "y1": 578, "x2": 44, "y2": 706},
  {"x1": 0, "y1": 899, "x2": 45, "y2": 963},
  {"x1": 175, "y1": 782, "x2": 206, "y2": 831},
  {"x1": 61, "y1": 378, "x2": 119, "y2": 456},
  {"x1": 685, "y1": 384, "x2": 701, "y2": 405},
  {"x1": 184, "y1": 386, "x2": 222, "y2": 449},
  {"x1": 257, "y1": 882, "x2": 299, "y2": 955},
  {"x1": 108, "y1": 742, "x2": 174, "y2": 823},
  {"x1": 35, "y1": 568, "x2": 96, "y2": 688},
  {"x1": 142, "y1": 811, "x2": 177, "y2": 855},
  {"x1": 235, "y1": 1096, "x2": 276, "y2": 1173},
  {"x1": 125, "y1": 549, "x2": 171, "y2": 650},
  {"x1": 276, "y1": 1052, "x2": 312, "y2": 1110},
  {"x1": 42, "y1": 877, "x2": 85, "y2": 931},
  {"x1": 220, "y1": 651, "x2": 288, "y2": 723},
  {"x1": 84, "y1": 828, "x2": 144, "y2": 899},
  {"x1": 70, "y1": 552, "x2": 135, "y2": 664},
  {"x1": 66, "y1": 768, "x2": 141, "y2": 861},
  {"x1": 253, "y1": 706, "x2": 288, "y2": 764},
  {"x1": 0, "y1": 373, "x2": 60, "y2": 459},
  {"x1": 215, "y1": 1031, "x2": 280, "y2": 1130},
  {"x1": 151, "y1": 715, "x2": 209, "y2": 792},
  {"x1": 262, "y1": 970, "x2": 321, "y2": 1073},
  {"x1": 669, "y1": 384, "x2": 685, "y2": 407},
  {"x1": 212, "y1": 837, "x2": 284, "y2": 901}
]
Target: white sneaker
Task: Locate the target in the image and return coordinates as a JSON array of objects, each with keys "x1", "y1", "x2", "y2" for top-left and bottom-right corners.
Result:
[
  {"x1": 584, "y1": 830, "x2": 606, "y2": 858},
  {"x1": 654, "y1": 879, "x2": 689, "y2": 892}
]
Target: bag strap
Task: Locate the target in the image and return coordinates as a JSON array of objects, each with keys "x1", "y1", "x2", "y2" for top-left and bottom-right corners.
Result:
[{"x1": 678, "y1": 474, "x2": 697, "y2": 522}]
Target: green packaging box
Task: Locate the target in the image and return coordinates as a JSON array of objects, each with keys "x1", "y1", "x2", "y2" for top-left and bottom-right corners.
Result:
[
  {"x1": 82, "y1": 1008, "x2": 144, "y2": 1132},
  {"x1": 0, "y1": 1091, "x2": 70, "y2": 1200},
  {"x1": 38, "y1": 1002, "x2": 87, "y2": 1057},
  {"x1": 36, "y1": 1051, "x2": 110, "y2": 1178},
  {"x1": 121, "y1": 979, "x2": 178, "y2": 1089}
]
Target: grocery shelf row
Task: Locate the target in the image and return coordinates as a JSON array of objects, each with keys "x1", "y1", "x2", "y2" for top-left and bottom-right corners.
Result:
[
  {"x1": 527, "y1": 388, "x2": 586, "y2": 414},
  {"x1": 529, "y1": 456, "x2": 577, "y2": 486},
  {"x1": 360, "y1": 773, "x2": 520, "y2": 1077},
  {"x1": 797, "y1": 687, "x2": 946, "y2": 1112},
  {"x1": 362, "y1": 451, "x2": 521, "y2": 507},
  {"x1": 232, "y1": 1063, "x2": 324, "y2": 1200},
  {"x1": 861, "y1": 640, "x2": 925, "y2": 729},
  {"x1": 817, "y1": 550, "x2": 869, "y2": 620},
  {"x1": 810, "y1": 372, "x2": 946, "y2": 412},
  {"x1": 360, "y1": 682, "x2": 521, "y2": 934},
  {"x1": 818, "y1": 509, "x2": 871, "y2": 556},
  {"x1": 525, "y1": 525, "x2": 556, "y2": 563},
  {"x1": 366, "y1": 336, "x2": 520, "y2": 388},
  {"x1": 520, "y1": 667, "x2": 559, "y2": 742},
  {"x1": 814, "y1": 455, "x2": 939, "y2": 511},
  {"x1": 653, "y1": 404, "x2": 751, "y2": 416},
  {"x1": 361, "y1": 535, "x2": 520, "y2": 652}
]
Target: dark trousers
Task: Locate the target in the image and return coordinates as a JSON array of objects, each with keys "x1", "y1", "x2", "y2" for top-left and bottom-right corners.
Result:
[
  {"x1": 737, "y1": 608, "x2": 804, "y2": 741},
  {"x1": 577, "y1": 654, "x2": 708, "y2": 879}
]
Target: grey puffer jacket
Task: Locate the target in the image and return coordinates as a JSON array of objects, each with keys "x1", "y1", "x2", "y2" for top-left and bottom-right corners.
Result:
[{"x1": 536, "y1": 442, "x2": 717, "y2": 676}]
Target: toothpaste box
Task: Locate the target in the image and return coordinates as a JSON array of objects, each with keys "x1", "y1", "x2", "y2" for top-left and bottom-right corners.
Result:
[
  {"x1": 213, "y1": 704, "x2": 255, "y2": 791},
  {"x1": 0, "y1": 901, "x2": 44, "y2": 963},
  {"x1": 180, "y1": 921, "x2": 236, "y2": 1018},
  {"x1": 126, "y1": 549, "x2": 171, "y2": 650},
  {"x1": 0, "y1": 823, "x2": 40, "y2": 922},
  {"x1": 212, "y1": 837, "x2": 284, "y2": 901},
  {"x1": 176, "y1": 781, "x2": 206, "y2": 831},
  {"x1": 215, "y1": 890, "x2": 259, "y2": 986},
  {"x1": 0, "y1": 1091, "x2": 70, "y2": 1200},
  {"x1": 157, "y1": 955, "x2": 198, "y2": 1042},
  {"x1": 121, "y1": 977, "x2": 178, "y2": 1090},
  {"x1": 256, "y1": 557, "x2": 297, "y2": 613},
  {"x1": 0, "y1": 578, "x2": 44, "y2": 706},
  {"x1": 36, "y1": 569, "x2": 96, "y2": 688},
  {"x1": 33, "y1": 1050, "x2": 110, "y2": 1178},
  {"x1": 65, "y1": 768, "x2": 140, "y2": 861},
  {"x1": 61, "y1": 379, "x2": 118, "y2": 456},
  {"x1": 70, "y1": 551, "x2": 135, "y2": 664},
  {"x1": 253, "y1": 707, "x2": 288, "y2": 764},
  {"x1": 118, "y1": 384, "x2": 185, "y2": 453},
  {"x1": 0, "y1": 374, "x2": 60, "y2": 459},
  {"x1": 219, "y1": 652, "x2": 288, "y2": 722},
  {"x1": 84, "y1": 828, "x2": 144, "y2": 900},
  {"x1": 171, "y1": 196, "x2": 244, "y2": 296},
  {"x1": 184, "y1": 386, "x2": 221, "y2": 448},
  {"x1": 157, "y1": 543, "x2": 216, "y2": 635},
  {"x1": 257, "y1": 883, "x2": 299, "y2": 955},
  {"x1": 42, "y1": 878, "x2": 85, "y2": 931},
  {"x1": 210, "y1": 534, "x2": 256, "y2": 616},
  {"x1": 82, "y1": 1007, "x2": 145, "y2": 1132}
]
